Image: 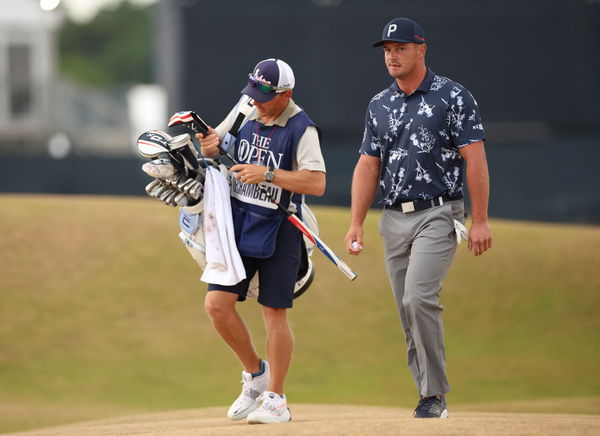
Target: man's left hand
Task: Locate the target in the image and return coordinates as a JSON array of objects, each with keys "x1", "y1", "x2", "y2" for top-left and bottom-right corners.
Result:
[
  {"x1": 468, "y1": 221, "x2": 492, "y2": 256},
  {"x1": 230, "y1": 164, "x2": 268, "y2": 184}
]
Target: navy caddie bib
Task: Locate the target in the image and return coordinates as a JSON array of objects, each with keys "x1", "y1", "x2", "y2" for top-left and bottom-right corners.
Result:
[{"x1": 230, "y1": 110, "x2": 317, "y2": 258}]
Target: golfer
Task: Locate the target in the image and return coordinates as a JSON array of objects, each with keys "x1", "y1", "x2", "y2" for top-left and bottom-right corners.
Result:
[{"x1": 344, "y1": 18, "x2": 492, "y2": 418}]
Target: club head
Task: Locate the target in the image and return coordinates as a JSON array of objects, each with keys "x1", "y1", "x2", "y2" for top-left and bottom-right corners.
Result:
[
  {"x1": 164, "y1": 189, "x2": 180, "y2": 207},
  {"x1": 188, "y1": 183, "x2": 203, "y2": 200},
  {"x1": 153, "y1": 183, "x2": 170, "y2": 198},
  {"x1": 177, "y1": 179, "x2": 194, "y2": 192},
  {"x1": 174, "y1": 192, "x2": 190, "y2": 207},
  {"x1": 158, "y1": 186, "x2": 176, "y2": 202},
  {"x1": 145, "y1": 179, "x2": 162, "y2": 195},
  {"x1": 165, "y1": 174, "x2": 181, "y2": 188},
  {"x1": 137, "y1": 130, "x2": 173, "y2": 158},
  {"x1": 142, "y1": 159, "x2": 178, "y2": 180},
  {"x1": 182, "y1": 179, "x2": 200, "y2": 197}
]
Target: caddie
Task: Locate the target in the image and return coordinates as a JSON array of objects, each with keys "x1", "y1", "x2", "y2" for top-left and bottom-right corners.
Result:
[
  {"x1": 197, "y1": 58, "x2": 326, "y2": 424},
  {"x1": 344, "y1": 18, "x2": 492, "y2": 418}
]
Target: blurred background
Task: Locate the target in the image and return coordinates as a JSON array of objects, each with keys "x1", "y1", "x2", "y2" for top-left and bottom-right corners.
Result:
[
  {"x1": 0, "y1": 0, "x2": 598, "y2": 223},
  {"x1": 1, "y1": 2, "x2": 599, "y2": 433}
]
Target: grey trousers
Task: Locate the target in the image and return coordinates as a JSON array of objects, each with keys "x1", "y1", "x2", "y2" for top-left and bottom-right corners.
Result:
[{"x1": 379, "y1": 200, "x2": 465, "y2": 398}]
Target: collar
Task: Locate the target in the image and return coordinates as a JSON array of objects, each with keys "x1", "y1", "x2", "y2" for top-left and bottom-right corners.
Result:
[
  {"x1": 390, "y1": 68, "x2": 436, "y2": 96},
  {"x1": 249, "y1": 98, "x2": 301, "y2": 127}
]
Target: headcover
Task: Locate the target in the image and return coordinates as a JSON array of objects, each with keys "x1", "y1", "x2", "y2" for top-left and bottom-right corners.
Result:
[
  {"x1": 168, "y1": 111, "x2": 209, "y2": 135},
  {"x1": 137, "y1": 130, "x2": 173, "y2": 158}
]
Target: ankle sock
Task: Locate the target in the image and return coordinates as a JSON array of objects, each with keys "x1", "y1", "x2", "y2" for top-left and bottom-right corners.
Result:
[{"x1": 251, "y1": 360, "x2": 265, "y2": 378}]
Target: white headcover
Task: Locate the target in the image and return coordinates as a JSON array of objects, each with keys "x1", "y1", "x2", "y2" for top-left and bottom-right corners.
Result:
[{"x1": 137, "y1": 130, "x2": 172, "y2": 158}]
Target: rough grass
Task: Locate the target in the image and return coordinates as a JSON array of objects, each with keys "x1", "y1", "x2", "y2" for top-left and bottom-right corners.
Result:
[{"x1": 0, "y1": 194, "x2": 598, "y2": 433}]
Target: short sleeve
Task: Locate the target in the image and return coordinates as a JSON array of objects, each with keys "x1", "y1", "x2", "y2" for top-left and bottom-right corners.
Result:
[
  {"x1": 359, "y1": 102, "x2": 381, "y2": 157},
  {"x1": 295, "y1": 126, "x2": 326, "y2": 172},
  {"x1": 448, "y1": 85, "x2": 486, "y2": 148}
]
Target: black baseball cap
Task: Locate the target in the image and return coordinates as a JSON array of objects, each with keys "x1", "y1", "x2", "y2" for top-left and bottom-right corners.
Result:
[{"x1": 372, "y1": 17, "x2": 426, "y2": 47}]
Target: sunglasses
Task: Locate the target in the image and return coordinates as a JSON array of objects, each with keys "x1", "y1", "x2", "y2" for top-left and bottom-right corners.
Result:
[{"x1": 247, "y1": 74, "x2": 287, "y2": 94}]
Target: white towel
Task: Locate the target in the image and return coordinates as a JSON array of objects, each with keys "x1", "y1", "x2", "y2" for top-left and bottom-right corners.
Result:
[
  {"x1": 453, "y1": 219, "x2": 469, "y2": 244},
  {"x1": 200, "y1": 167, "x2": 246, "y2": 285}
]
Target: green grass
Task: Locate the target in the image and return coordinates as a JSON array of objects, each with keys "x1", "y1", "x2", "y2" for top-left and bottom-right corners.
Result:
[{"x1": 0, "y1": 194, "x2": 599, "y2": 432}]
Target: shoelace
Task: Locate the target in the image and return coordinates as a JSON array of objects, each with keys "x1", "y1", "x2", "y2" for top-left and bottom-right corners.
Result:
[
  {"x1": 242, "y1": 386, "x2": 253, "y2": 396},
  {"x1": 240, "y1": 378, "x2": 257, "y2": 398},
  {"x1": 259, "y1": 394, "x2": 285, "y2": 412},
  {"x1": 416, "y1": 397, "x2": 439, "y2": 411}
]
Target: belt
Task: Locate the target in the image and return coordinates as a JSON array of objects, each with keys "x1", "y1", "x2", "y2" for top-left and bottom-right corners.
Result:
[{"x1": 385, "y1": 194, "x2": 460, "y2": 214}]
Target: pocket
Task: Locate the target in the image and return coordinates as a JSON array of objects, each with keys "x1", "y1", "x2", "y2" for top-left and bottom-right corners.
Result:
[
  {"x1": 179, "y1": 209, "x2": 201, "y2": 234},
  {"x1": 449, "y1": 200, "x2": 466, "y2": 224},
  {"x1": 232, "y1": 203, "x2": 284, "y2": 258},
  {"x1": 443, "y1": 200, "x2": 466, "y2": 243},
  {"x1": 439, "y1": 202, "x2": 455, "y2": 232}
]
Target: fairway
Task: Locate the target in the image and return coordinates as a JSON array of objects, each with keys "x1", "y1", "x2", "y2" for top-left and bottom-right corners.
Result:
[{"x1": 0, "y1": 194, "x2": 599, "y2": 433}]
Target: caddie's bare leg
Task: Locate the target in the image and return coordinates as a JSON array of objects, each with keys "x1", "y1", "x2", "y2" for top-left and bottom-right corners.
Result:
[
  {"x1": 262, "y1": 306, "x2": 294, "y2": 395},
  {"x1": 204, "y1": 291, "x2": 261, "y2": 373}
]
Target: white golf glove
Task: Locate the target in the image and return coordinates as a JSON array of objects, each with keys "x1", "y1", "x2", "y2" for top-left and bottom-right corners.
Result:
[{"x1": 453, "y1": 219, "x2": 469, "y2": 244}]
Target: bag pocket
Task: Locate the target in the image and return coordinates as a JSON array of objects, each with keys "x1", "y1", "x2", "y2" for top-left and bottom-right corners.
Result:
[{"x1": 232, "y1": 203, "x2": 285, "y2": 258}]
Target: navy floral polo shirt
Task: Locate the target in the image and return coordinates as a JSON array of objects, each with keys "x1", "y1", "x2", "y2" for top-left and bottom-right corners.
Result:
[{"x1": 360, "y1": 68, "x2": 485, "y2": 206}]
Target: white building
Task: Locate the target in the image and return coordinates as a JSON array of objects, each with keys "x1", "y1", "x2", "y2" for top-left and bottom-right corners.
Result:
[
  {"x1": 0, "y1": 0, "x2": 155, "y2": 157},
  {"x1": 0, "y1": 0, "x2": 61, "y2": 153}
]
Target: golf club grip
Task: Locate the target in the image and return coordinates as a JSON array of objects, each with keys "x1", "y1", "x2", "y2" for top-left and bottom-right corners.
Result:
[{"x1": 287, "y1": 215, "x2": 357, "y2": 281}]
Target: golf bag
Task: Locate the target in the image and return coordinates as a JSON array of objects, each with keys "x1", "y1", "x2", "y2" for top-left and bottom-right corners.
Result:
[{"x1": 136, "y1": 116, "x2": 316, "y2": 298}]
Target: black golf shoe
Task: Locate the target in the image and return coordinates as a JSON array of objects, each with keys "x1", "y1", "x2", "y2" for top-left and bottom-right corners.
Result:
[{"x1": 413, "y1": 396, "x2": 448, "y2": 418}]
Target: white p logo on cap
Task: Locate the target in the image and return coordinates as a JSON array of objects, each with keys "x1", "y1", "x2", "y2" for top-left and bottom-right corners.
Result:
[{"x1": 387, "y1": 24, "x2": 397, "y2": 37}]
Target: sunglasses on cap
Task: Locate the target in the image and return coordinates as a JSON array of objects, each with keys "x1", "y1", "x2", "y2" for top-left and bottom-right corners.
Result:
[{"x1": 247, "y1": 74, "x2": 288, "y2": 94}]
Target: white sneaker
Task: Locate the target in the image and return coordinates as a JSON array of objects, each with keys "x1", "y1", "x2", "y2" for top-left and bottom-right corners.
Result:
[
  {"x1": 227, "y1": 361, "x2": 270, "y2": 421},
  {"x1": 247, "y1": 391, "x2": 292, "y2": 424}
]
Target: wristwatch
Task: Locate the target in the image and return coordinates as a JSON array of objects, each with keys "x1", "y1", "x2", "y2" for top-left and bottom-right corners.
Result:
[{"x1": 264, "y1": 165, "x2": 275, "y2": 182}]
